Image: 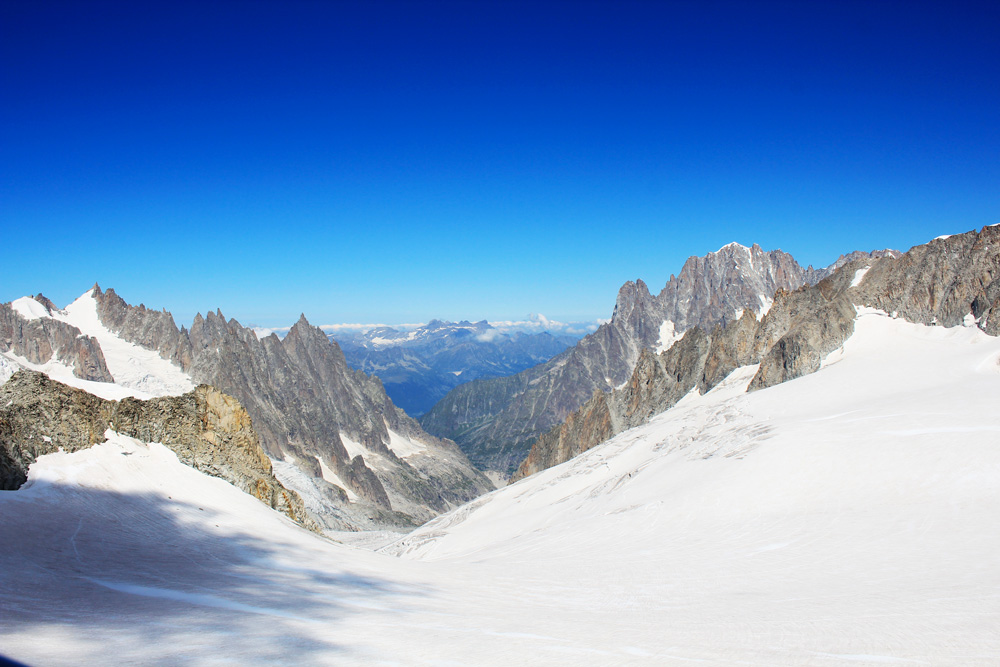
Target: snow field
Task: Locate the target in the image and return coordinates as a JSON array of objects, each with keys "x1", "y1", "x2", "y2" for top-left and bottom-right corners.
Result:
[{"x1": 1, "y1": 309, "x2": 999, "y2": 665}]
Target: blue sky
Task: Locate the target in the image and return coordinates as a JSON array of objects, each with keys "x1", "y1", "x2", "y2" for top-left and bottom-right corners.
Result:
[{"x1": 2, "y1": 0, "x2": 998, "y2": 328}]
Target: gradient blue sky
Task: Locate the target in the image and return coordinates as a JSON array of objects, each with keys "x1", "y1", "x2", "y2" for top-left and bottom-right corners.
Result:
[{"x1": 2, "y1": 0, "x2": 998, "y2": 328}]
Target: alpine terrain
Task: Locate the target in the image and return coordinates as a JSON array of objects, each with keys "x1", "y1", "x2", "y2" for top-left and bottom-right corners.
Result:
[
  {"x1": 421, "y1": 243, "x2": 896, "y2": 477},
  {"x1": 0, "y1": 226, "x2": 997, "y2": 665},
  {"x1": 514, "y1": 226, "x2": 999, "y2": 479},
  {"x1": 0, "y1": 288, "x2": 493, "y2": 530}
]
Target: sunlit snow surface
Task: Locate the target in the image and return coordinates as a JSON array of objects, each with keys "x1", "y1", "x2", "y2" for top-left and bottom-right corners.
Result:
[
  {"x1": 58, "y1": 291, "x2": 195, "y2": 397},
  {"x1": 10, "y1": 296, "x2": 50, "y2": 321},
  {"x1": 2, "y1": 310, "x2": 1000, "y2": 665}
]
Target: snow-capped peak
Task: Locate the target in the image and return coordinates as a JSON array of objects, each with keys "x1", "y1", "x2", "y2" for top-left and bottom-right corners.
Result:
[
  {"x1": 715, "y1": 241, "x2": 751, "y2": 254},
  {"x1": 3, "y1": 289, "x2": 195, "y2": 400}
]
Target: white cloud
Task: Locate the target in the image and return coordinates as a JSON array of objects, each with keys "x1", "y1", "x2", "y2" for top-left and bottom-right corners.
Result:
[
  {"x1": 487, "y1": 313, "x2": 605, "y2": 338},
  {"x1": 474, "y1": 329, "x2": 504, "y2": 343},
  {"x1": 251, "y1": 326, "x2": 290, "y2": 340},
  {"x1": 256, "y1": 315, "x2": 605, "y2": 341},
  {"x1": 318, "y1": 322, "x2": 425, "y2": 333}
]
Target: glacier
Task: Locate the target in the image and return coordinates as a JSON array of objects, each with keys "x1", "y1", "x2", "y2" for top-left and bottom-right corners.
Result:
[{"x1": 1, "y1": 310, "x2": 999, "y2": 665}]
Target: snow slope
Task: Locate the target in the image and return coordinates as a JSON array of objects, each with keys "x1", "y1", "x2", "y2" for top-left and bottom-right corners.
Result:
[
  {"x1": 2, "y1": 310, "x2": 999, "y2": 665},
  {"x1": 1, "y1": 291, "x2": 194, "y2": 399}
]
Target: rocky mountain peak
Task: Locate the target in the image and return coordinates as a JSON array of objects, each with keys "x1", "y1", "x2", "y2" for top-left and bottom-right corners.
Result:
[
  {"x1": 612, "y1": 279, "x2": 655, "y2": 324},
  {"x1": 512, "y1": 225, "x2": 1000, "y2": 482},
  {"x1": 422, "y1": 242, "x2": 831, "y2": 477},
  {"x1": 712, "y1": 241, "x2": 753, "y2": 256},
  {"x1": 0, "y1": 293, "x2": 115, "y2": 384},
  {"x1": 32, "y1": 294, "x2": 58, "y2": 313}
]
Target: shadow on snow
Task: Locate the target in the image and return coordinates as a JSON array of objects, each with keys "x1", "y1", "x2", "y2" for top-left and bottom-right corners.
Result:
[{"x1": 0, "y1": 482, "x2": 427, "y2": 665}]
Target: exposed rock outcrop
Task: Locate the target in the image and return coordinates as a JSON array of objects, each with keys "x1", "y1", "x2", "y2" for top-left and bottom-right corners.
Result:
[
  {"x1": 512, "y1": 226, "x2": 999, "y2": 482},
  {"x1": 0, "y1": 370, "x2": 316, "y2": 530},
  {"x1": 854, "y1": 228, "x2": 1000, "y2": 335}
]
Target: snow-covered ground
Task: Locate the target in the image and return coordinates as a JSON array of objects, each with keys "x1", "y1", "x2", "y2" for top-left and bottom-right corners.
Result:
[{"x1": 2, "y1": 310, "x2": 999, "y2": 665}]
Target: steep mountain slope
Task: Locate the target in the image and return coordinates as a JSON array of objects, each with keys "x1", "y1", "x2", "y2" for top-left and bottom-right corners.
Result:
[
  {"x1": 421, "y1": 243, "x2": 853, "y2": 476},
  {"x1": 335, "y1": 320, "x2": 575, "y2": 417},
  {"x1": 513, "y1": 226, "x2": 998, "y2": 480},
  {"x1": 3, "y1": 303, "x2": 998, "y2": 665},
  {"x1": 0, "y1": 288, "x2": 493, "y2": 530}
]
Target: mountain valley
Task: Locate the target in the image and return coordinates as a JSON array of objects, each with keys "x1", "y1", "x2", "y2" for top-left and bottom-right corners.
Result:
[
  {"x1": 1, "y1": 227, "x2": 998, "y2": 666},
  {"x1": 334, "y1": 319, "x2": 577, "y2": 417}
]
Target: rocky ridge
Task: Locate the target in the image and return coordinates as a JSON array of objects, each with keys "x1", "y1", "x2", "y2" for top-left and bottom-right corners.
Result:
[
  {"x1": 88, "y1": 289, "x2": 493, "y2": 530},
  {"x1": 513, "y1": 226, "x2": 998, "y2": 481},
  {"x1": 0, "y1": 369, "x2": 315, "y2": 529},
  {"x1": 420, "y1": 243, "x2": 843, "y2": 476}
]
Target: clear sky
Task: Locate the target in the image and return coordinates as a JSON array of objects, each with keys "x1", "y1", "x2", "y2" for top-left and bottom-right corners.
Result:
[{"x1": 2, "y1": 0, "x2": 998, "y2": 328}]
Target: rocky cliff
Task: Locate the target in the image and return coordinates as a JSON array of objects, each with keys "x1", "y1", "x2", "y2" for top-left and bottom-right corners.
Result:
[
  {"x1": 421, "y1": 243, "x2": 838, "y2": 476},
  {"x1": 0, "y1": 370, "x2": 315, "y2": 529},
  {"x1": 513, "y1": 226, "x2": 999, "y2": 481},
  {"x1": 88, "y1": 288, "x2": 493, "y2": 529}
]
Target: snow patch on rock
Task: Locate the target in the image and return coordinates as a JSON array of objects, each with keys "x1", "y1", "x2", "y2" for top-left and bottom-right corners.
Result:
[
  {"x1": 756, "y1": 294, "x2": 773, "y2": 320},
  {"x1": 386, "y1": 427, "x2": 428, "y2": 458},
  {"x1": 0, "y1": 350, "x2": 139, "y2": 400},
  {"x1": 850, "y1": 266, "x2": 871, "y2": 287},
  {"x1": 655, "y1": 319, "x2": 679, "y2": 354}
]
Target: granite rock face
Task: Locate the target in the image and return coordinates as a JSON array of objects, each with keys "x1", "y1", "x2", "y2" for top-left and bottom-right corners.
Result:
[
  {"x1": 854, "y1": 227, "x2": 1000, "y2": 335},
  {"x1": 512, "y1": 227, "x2": 999, "y2": 481},
  {"x1": 0, "y1": 295, "x2": 113, "y2": 383},
  {"x1": 89, "y1": 288, "x2": 493, "y2": 529},
  {"x1": 0, "y1": 370, "x2": 315, "y2": 530},
  {"x1": 421, "y1": 243, "x2": 831, "y2": 477}
]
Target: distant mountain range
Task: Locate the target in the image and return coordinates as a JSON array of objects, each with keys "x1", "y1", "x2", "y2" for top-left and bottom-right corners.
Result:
[{"x1": 333, "y1": 320, "x2": 578, "y2": 417}]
